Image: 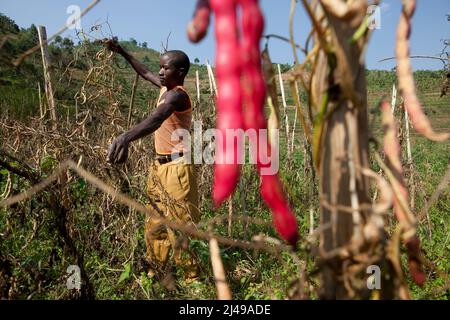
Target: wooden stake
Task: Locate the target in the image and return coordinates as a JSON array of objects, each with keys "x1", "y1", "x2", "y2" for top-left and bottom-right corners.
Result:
[
  {"x1": 277, "y1": 64, "x2": 291, "y2": 158},
  {"x1": 37, "y1": 82, "x2": 43, "y2": 118},
  {"x1": 391, "y1": 83, "x2": 397, "y2": 114},
  {"x1": 195, "y1": 70, "x2": 201, "y2": 104},
  {"x1": 209, "y1": 237, "x2": 232, "y2": 300},
  {"x1": 309, "y1": 208, "x2": 314, "y2": 235},
  {"x1": 206, "y1": 59, "x2": 218, "y2": 96},
  {"x1": 128, "y1": 73, "x2": 139, "y2": 129},
  {"x1": 227, "y1": 198, "x2": 233, "y2": 237},
  {"x1": 75, "y1": 98, "x2": 78, "y2": 122},
  {"x1": 38, "y1": 26, "x2": 57, "y2": 126},
  {"x1": 404, "y1": 103, "x2": 415, "y2": 209},
  {"x1": 206, "y1": 65, "x2": 213, "y2": 95},
  {"x1": 239, "y1": 174, "x2": 248, "y2": 237},
  {"x1": 291, "y1": 100, "x2": 298, "y2": 154}
]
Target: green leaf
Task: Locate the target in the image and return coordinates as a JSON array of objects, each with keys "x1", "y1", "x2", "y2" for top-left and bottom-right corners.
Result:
[{"x1": 118, "y1": 263, "x2": 131, "y2": 284}]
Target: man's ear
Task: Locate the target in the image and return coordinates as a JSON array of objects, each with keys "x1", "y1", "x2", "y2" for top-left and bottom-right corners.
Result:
[{"x1": 178, "y1": 68, "x2": 186, "y2": 77}]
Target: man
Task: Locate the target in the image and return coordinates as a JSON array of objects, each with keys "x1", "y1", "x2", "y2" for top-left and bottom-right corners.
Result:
[{"x1": 105, "y1": 40, "x2": 200, "y2": 283}]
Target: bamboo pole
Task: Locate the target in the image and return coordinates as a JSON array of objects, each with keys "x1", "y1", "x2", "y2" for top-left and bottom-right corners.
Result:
[
  {"x1": 37, "y1": 25, "x2": 57, "y2": 126},
  {"x1": 309, "y1": 208, "x2": 314, "y2": 235},
  {"x1": 206, "y1": 65, "x2": 213, "y2": 95},
  {"x1": 239, "y1": 174, "x2": 248, "y2": 237},
  {"x1": 196, "y1": 70, "x2": 201, "y2": 104},
  {"x1": 37, "y1": 82, "x2": 43, "y2": 118},
  {"x1": 209, "y1": 237, "x2": 232, "y2": 300},
  {"x1": 291, "y1": 101, "x2": 298, "y2": 153},
  {"x1": 206, "y1": 59, "x2": 218, "y2": 96},
  {"x1": 128, "y1": 73, "x2": 139, "y2": 129},
  {"x1": 404, "y1": 103, "x2": 415, "y2": 209},
  {"x1": 227, "y1": 198, "x2": 233, "y2": 237},
  {"x1": 75, "y1": 99, "x2": 78, "y2": 122},
  {"x1": 277, "y1": 64, "x2": 291, "y2": 159},
  {"x1": 391, "y1": 83, "x2": 397, "y2": 114},
  {"x1": 404, "y1": 106, "x2": 412, "y2": 164}
]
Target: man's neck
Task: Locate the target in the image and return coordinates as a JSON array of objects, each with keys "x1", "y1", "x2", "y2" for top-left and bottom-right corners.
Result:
[{"x1": 166, "y1": 81, "x2": 184, "y2": 90}]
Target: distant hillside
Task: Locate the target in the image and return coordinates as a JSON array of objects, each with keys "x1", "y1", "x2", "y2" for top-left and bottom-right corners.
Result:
[{"x1": 0, "y1": 12, "x2": 448, "y2": 123}]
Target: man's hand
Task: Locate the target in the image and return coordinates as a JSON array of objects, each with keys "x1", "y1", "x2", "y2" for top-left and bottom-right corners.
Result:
[
  {"x1": 107, "y1": 134, "x2": 129, "y2": 164},
  {"x1": 104, "y1": 38, "x2": 123, "y2": 54}
]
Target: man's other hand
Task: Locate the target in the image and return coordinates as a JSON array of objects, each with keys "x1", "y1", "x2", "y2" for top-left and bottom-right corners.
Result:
[{"x1": 107, "y1": 134, "x2": 129, "y2": 164}]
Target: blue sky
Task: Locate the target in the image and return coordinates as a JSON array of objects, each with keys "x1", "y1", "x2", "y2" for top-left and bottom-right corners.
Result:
[{"x1": 1, "y1": 0, "x2": 449, "y2": 70}]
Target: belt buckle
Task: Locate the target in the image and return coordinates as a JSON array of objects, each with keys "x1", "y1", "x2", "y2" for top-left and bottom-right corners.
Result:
[{"x1": 156, "y1": 152, "x2": 183, "y2": 165}]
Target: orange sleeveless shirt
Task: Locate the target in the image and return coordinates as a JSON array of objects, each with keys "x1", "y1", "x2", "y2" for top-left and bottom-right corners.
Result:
[{"x1": 154, "y1": 86, "x2": 192, "y2": 155}]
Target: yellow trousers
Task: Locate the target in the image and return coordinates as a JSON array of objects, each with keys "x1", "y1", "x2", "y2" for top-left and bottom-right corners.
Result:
[{"x1": 144, "y1": 156, "x2": 201, "y2": 280}]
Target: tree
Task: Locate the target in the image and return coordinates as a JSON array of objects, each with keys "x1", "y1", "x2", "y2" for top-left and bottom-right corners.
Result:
[
  {"x1": 129, "y1": 38, "x2": 138, "y2": 47},
  {"x1": 62, "y1": 37, "x2": 74, "y2": 49},
  {"x1": 54, "y1": 35, "x2": 63, "y2": 46},
  {"x1": 194, "y1": 57, "x2": 200, "y2": 64},
  {"x1": 142, "y1": 41, "x2": 148, "y2": 49},
  {"x1": 0, "y1": 13, "x2": 19, "y2": 35}
]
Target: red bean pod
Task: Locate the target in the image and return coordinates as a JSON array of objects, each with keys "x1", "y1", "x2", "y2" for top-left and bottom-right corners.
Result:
[
  {"x1": 239, "y1": 0, "x2": 299, "y2": 247},
  {"x1": 187, "y1": 0, "x2": 211, "y2": 43},
  {"x1": 210, "y1": 0, "x2": 243, "y2": 207},
  {"x1": 381, "y1": 100, "x2": 425, "y2": 286}
]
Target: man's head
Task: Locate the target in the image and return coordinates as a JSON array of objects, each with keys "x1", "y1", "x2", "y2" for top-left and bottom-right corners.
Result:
[{"x1": 159, "y1": 50, "x2": 190, "y2": 88}]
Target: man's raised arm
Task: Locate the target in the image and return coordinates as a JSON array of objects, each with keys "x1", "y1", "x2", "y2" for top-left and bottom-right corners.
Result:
[{"x1": 105, "y1": 40, "x2": 162, "y2": 88}]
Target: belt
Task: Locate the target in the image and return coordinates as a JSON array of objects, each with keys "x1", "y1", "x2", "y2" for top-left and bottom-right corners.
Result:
[{"x1": 155, "y1": 152, "x2": 184, "y2": 164}]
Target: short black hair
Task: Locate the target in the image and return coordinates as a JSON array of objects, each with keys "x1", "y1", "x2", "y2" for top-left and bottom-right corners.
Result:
[{"x1": 163, "y1": 50, "x2": 190, "y2": 76}]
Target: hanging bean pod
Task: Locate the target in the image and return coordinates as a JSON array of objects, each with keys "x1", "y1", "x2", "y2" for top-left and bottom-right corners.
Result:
[
  {"x1": 187, "y1": 0, "x2": 211, "y2": 43},
  {"x1": 239, "y1": 0, "x2": 299, "y2": 247},
  {"x1": 210, "y1": 0, "x2": 243, "y2": 207}
]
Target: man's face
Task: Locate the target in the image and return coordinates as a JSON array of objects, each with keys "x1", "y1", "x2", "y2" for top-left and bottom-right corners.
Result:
[{"x1": 159, "y1": 54, "x2": 182, "y2": 88}]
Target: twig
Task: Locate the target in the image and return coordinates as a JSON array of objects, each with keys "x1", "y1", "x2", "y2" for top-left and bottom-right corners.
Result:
[
  {"x1": 128, "y1": 73, "x2": 139, "y2": 129},
  {"x1": 263, "y1": 34, "x2": 307, "y2": 55},
  {"x1": 379, "y1": 55, "x2": 449, "y2": 64},
  {"x1": 417, "y1": 159, "x2": 450, "y2": 222}
]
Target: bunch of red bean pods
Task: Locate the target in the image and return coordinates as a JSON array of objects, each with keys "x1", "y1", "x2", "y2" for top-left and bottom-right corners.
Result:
[{"x1": 188, "y1": 0, "x2": 299, "y2": 247}]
